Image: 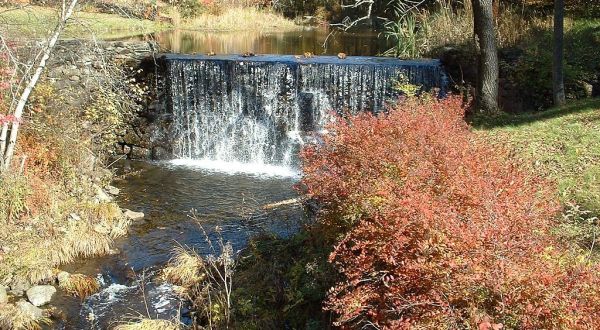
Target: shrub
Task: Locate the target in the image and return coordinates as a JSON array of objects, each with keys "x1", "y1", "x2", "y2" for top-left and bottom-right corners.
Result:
[{"x1": 300, "y1": 96, "x2": 600, "y2": 328}]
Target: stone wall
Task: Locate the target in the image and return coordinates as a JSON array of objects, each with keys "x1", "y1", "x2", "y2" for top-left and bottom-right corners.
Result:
[{"x1": 45, "y1": 39, "x2": 164, "y2": 160}]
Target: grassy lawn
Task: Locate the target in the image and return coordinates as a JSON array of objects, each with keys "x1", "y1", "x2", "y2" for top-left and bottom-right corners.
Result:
[
  {"x1": 0, "y1": 5, "x2": 171, "y2": 39},
  {"x1": 473, "y1": 98, "x2": 600, "y2": 213}
]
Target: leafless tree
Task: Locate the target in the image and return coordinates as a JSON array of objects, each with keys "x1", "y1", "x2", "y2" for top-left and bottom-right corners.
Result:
[{"x1": 0, "y1": 0, "x2": 79, "y2": 172}]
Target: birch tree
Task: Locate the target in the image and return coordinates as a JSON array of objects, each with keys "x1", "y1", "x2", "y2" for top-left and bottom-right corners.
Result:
[{"x1": 0, "y1": 0, "x2": 79, "y2": 172}]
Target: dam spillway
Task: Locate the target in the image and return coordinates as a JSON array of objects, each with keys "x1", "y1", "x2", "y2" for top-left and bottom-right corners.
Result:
[{"x1": 159, "y1": 54, "x2": 448, "y2": 171}]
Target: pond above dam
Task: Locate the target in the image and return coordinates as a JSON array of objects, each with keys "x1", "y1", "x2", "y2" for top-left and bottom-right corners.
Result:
[{"x1": 134, "y1": 28, "x2": 393, "y2": 56}]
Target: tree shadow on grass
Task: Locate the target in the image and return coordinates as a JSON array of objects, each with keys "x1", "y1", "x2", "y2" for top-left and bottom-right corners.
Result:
[{"x1": 469, "y1": 97, "x2": 600, "y2": 129}]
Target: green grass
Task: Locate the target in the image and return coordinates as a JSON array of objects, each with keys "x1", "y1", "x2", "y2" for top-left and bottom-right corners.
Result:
[
  {"x1": 473, "y1": 98, "x2": 600, "y2": 213},
  {"x1": 0, "y1": 5, "x2": 170, "y2": 39}
]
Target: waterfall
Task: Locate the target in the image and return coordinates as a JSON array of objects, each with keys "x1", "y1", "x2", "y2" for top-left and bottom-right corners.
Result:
[{"x1": 161, "y1": 54, "x2": 447, "y2": 175}]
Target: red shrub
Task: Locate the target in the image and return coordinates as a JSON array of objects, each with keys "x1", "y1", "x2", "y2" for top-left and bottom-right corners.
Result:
[{"x1": 301, "y1": 96, "x2": 600, "y2": 329}]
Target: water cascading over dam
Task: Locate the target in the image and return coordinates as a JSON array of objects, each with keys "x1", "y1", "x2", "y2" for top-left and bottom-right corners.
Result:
[{"x1": 160, "y1": 54, "x2": 447, "y2": 174}]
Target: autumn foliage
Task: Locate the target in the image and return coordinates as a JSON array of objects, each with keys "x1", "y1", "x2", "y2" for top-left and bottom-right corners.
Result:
[{"x1": 301, "y1": 96, "x2": 600, "y2": 329}]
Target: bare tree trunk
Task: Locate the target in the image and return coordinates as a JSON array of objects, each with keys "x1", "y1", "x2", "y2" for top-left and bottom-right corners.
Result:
[
  {"x1": 553, "y1": 0, "x2": 566, "y2": 106},
  {"x1": 0, "y1": 123, "x2": 8, "y2": 168},
  {"x1": 1, "y1": 0, "x2": 79, "y2": 171},
  {"x1": 473, "y1": 0, "x2": 499, "y2": 112}
]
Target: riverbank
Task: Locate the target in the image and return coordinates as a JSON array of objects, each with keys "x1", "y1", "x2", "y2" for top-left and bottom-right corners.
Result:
[
  {"x1": 0, "y1": 39, "x2": 154, "y2": 328},
  {"x1": 0, "y1": 5, "x2": 169, "y2": 39}
]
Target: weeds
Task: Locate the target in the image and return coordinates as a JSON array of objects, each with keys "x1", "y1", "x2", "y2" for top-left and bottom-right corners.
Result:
[
  {"x1": 113, "y1": 318, "x2": 182, "y2": 330},
  {"x1": 0, "y1": 303, "x2": 51, "y2": 330},
  {"x1": 58, "y1": 274, "x2": 101, "y2": 299},
  {"x1": 162, "y1": 213, "x2": 236, "y2": 329}
]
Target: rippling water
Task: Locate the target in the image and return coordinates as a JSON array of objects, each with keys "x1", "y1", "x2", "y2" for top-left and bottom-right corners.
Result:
[{"x1": 54, "y1": 160, "x2": 304, "y2": 329}]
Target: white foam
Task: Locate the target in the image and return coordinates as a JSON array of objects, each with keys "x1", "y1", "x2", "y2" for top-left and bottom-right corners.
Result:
[{"x1": 168, "y1": 159, "x2": 300, "y2": 178}]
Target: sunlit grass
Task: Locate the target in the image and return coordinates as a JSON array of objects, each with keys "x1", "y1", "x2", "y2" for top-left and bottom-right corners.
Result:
[
  {"x1": 473, "y1": 98, "x2": 600, "y2": 213},
  {"x1": 0, "y1": 5, "x2": 170, "y2": 40}
]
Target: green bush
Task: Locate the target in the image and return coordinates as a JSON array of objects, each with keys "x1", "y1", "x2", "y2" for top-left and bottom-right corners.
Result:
[
  {"x1": 508, "y1": 20, "x2": 600, "y2": 110},
  {"x1": 231, "y1": 230, "x2": 335, "y2": 329}
]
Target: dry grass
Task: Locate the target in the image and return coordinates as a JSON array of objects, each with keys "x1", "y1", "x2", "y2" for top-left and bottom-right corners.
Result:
[
  {"x1": 0, "y1": 303, "x2": 51, "y2": 330},
  {"x1": 178, "y1": 7, "x2": 298, "y2": 32},
  {"x1": 162, "y1": 246, "x2": 205, "y2": 288},
  {"x1": 421, "y1": 0, "x2": 555, "y2": 50},
  {"x1": 58, "y1": 274, "x2": 101, "y2": 299},
  {"x1": 113, "y1": 318, "x2": 181, "y2": 330}
]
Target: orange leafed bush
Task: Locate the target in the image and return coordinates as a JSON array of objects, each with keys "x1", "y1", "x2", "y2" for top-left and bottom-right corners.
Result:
[{"x1": 300, "y1": 96, "x2": 600, "y2": 329}]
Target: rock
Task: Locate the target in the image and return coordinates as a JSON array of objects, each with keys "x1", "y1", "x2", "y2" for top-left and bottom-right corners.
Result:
[
  {"x1": 69, "y1": 213, "x2": 81, "y2": 221},
  {"x1": 9, "y1": 278, "x2": 31, "y2": 296},
  {"x1": 56, "y1": 272, "x2": 71, "y2": 287},
  {"x1": 0, "y1": 285, "x2": 7, "y2": 304},
  {"x1": 16, "y1": 300, "x2": 44, "y2": 320},
  {"x1": 123, "y1": 145, "x2": 132, "y2": 155},
  {"x1": 123, "y1": 209, "x2": 145, "y2": 221},
  {"x1": 26, "y1": 285, "x2": 56, "y2": 306},
  {"x1": 106, "y1": 185, "x2": 120, "y2": 196},
  {"x1": 69, "y1": 75, "x2": 80, "y2": 82},
  {"x1": 93, "y1": 223, "x2": 111, "y2": 235},
  {"x1": 151, "y1": 146, "x2": 173, "y2": 160},
  {"x1": 95, "y1": 186, "x2": 112, "y2": 203},
  {"x1": 129, "y1": 146, "x2": 151, "y2": 159}
]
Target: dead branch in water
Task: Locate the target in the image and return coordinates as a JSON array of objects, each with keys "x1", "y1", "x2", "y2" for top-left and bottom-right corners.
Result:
[{"x1": 262, "y1": 197, "x2": 303, "y2": 210}]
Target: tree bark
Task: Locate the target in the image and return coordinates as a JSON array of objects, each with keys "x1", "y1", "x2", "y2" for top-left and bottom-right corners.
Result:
[
  {"x1": 553, "y1": 0, "x2": 566, "y2": 106},
  {"x1": 1, "y1": 0, "x2": 79, "y2": 171},
  {"x1": 473, "y1": 0, "x2": 499, "y2": 113}
]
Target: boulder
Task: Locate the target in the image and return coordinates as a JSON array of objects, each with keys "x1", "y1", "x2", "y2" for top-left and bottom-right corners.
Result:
[
  {"x1": 16, "y1": 300, "x2": 43, "y2": 320},
  {"x1": 0, "y1": 285, "x2": 7, "y2": 304},
  {"x1": 123, "y1": 209, "x2": 145, "y2": 221},
  {"x1": 26, "y1": 285, "x2": 56, "y2": 306}
]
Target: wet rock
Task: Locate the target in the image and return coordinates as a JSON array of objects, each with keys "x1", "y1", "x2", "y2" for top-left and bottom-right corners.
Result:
[
  {"x1": 57, "y1": 272, "x2": 71, "y2": 287},
  {"x1": 106, "y1": 185, "x2": 120, "y2": 196},
  {"x1": 151, "y1": 146, "x2": 172, "y2": 160},
  {"x1": 123, "y1": 209, "x2": 145, "y2": 221},
  {"x1": 9, "y1": 278, "x2": 31, "y2": 296},
  {"x1": 26, "y1": 285, "x2": 56, "y2": 306},
  {"x1": 129, "y1": 146, "x2": 151, "y2": 159},
  {"x1": 16, "y1": 300, "x2": 44, "y2": 319},
  {"x1": 0, "y1": 285, "x2": 7, "y2": 304}
]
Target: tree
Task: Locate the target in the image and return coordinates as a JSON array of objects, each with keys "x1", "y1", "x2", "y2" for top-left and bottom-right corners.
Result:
[
  {"x1": 553, "y1": 0, "x2": 566, "y2": 106},
  {"x1": 0, "y1": 0, "x2": 79, "y2": 172},
  {"x1": 473, "y1": 0, "x2": 499, "y2": 112}
]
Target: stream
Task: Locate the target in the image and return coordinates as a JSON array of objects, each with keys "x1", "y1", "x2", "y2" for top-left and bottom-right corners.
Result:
[{"x1": 53, "y1": 161, "x2": 303, "y2": 329}]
